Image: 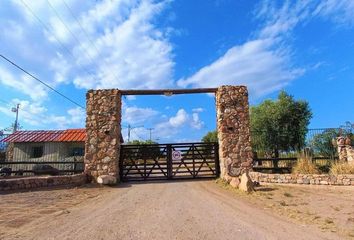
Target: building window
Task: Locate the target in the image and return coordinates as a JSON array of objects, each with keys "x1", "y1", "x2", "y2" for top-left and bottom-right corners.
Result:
[
  {"x1": 71, "y1": 147, "x2": 84, "y2": 156},
  {"x1": 31, "y1": 146, "x2": 43, "y2": 158}
]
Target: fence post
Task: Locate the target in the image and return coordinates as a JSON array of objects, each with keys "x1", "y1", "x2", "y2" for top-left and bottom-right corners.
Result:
[
  {"x1": 167, "y1": 144, "x2": 172, "y2": 179},
  {"x1": 214, "y1": 143, "x2": 220, "y2": 177}
]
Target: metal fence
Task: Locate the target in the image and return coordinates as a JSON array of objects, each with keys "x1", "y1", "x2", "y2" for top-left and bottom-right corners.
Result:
[
  {"x1": 0, "y1": 159, "x2": 84, "y2": 177},
  {"x1": 251, "y1": 128, "x2": 353, "y2": 172}
]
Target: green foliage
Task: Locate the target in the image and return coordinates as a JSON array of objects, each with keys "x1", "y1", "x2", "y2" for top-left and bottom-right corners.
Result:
[
  {"x1": 251, "y1": 91, "x2": 312, "y2": 156},
  {"x1": 202, "y1": 131, "x2": 218, "y2": 143},
  {"x1": 128, "y1": 140, "x2": 158, "y2": 145},
  {"x1": 340, "y1": 121, "x2": 354, "y2": 144},
  {"x1": 317, "y1": 164, "x2": 331, "y2": 174},
  {"x1": 125, "y1": 140, "x2": 161, "y2": 160},
  {"x1": 310, "y1": 129, "x2": 339, "y2": 157}
]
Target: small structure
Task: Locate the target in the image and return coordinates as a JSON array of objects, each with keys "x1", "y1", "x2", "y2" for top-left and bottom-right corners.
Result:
[{"x1": 3, "y1": 129, "x2": 86, "y2": 162}]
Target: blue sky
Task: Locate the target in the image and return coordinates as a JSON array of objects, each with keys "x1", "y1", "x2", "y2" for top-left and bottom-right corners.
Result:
[{"x1": 0, "y1": 0, "x2": 353, "y2": 142}]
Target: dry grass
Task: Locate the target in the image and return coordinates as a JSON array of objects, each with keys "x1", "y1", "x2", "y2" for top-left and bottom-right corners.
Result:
[
  {"x1": 330, "y1": 162, "x2": 354, "y2": 175},
  {"x1": 292, "y1": 154, "x2": 319, "y2": 174}
]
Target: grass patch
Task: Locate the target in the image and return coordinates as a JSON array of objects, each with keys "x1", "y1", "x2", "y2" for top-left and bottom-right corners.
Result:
[
  {"x1": 330, "y1": 162, "x2": 354, "y2": 174},
  {"x1": 292, "y1": 153, "x2": 319, "y2": 174}
]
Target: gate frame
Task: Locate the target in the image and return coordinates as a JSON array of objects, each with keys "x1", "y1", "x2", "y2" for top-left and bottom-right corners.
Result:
[
  {"x1": 84, "y1": 86, "x2": 253, "y2": 183},
  {"x1": 120, "y1": 142, "x2": 220, "y2": 181}
]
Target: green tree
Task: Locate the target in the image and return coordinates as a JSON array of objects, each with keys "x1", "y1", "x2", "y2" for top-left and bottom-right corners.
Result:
[
  {"x1": 250, "y1": 91, "x2": 312, "y2": 157},
  {"x1": 125, "y1": 140, "x2": 161, "y2": 161},
  {"x1": 128, "y1": 140, "x2": 158, "y2": 145},
  {"x1": 202, "y1": 131, "x2": 218, "y2": 143},
  {"x1": 310, "y1": 129, "x2": 339, "y2": 157}
]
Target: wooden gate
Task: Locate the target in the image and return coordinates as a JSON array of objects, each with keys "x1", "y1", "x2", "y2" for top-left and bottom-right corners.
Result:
[{"x1": 120, "y1": 142, "x2": 219, "y2": 181}]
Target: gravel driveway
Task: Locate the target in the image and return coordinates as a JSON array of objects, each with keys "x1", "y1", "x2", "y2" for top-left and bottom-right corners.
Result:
[{"x1": 2, "y1": 180, "x2": 339, "y2": 240}]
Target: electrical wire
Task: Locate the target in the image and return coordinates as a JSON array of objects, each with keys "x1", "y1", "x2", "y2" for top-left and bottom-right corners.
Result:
[
  {"x1": 61, "y1": 0, "x2": 122, "y2": 83},
  {"x1": 20, "y1": 0, "x2": 98, "y2": 84},
  {"x1": 47, "y1": 0, "x2": 121, "y2": 83},
  {"x1": 0, "y1": 54, "x2": 85, "y2": 109}
]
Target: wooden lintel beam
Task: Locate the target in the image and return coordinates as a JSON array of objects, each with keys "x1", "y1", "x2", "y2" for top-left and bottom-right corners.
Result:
[{"x1": 120, "y1": 88, "x2": 218, "y2": 95}]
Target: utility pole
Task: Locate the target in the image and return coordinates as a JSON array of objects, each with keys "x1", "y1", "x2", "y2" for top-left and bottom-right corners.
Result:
[
  {"x1": 127, "y1": 124, "x2": 144, "y2": 142},
  {"x1": 127, "y1": 124, "x2": 131, "y2": 142},
  {"x1": 11, "y1": 104, "x2": 20, "y2": 133},
  {"x1": 146, "y1": 128, "x2": 154, "y2": 141}
]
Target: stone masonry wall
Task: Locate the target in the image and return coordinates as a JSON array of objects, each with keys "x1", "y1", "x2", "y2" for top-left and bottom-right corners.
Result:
[
  {"x1": 216, "y1": 86, "x2": 253, "y2": 181},
  {"x1": 337, "y1": 136, "x2": 354, "y2": 165},
  {"x1": 250, "y1": 172, "x2": 354, "y2": 186},
  {"x1": 0, "y1": 174, "x2": 87, "y2": 191},
  {"x1": 85, "y1": 89, "x2": 121, "y2": 182}
]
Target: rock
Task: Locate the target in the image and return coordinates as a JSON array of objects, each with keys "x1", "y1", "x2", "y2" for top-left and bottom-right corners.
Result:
[
  {"x1": 102, "y1": 156, "x2": 111, "y2": 163},
  {"x1": 97, "y1": 175, "x2": 117, "y2": 185},
  {"x1": 238, "y1": 172, "x2": 254, "y2": 192},
  {"x1": 229, "y1": 177, "x2": 240, "y2": 188}
]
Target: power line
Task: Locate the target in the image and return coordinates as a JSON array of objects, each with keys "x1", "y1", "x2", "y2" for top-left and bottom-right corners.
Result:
[
  {"x1": 46, "y1": 0, "x2": 97, "y2": 63},
  {"x1": 60, "y1": 0, "x2": 122, "y2": 83},
  {"x1": 131, "y1": 128, "x2": 145, "y2": 141},
  {"x1": 20, "y1": 0, "x2": 98, "y2": 84},
  {"x1": 0, "y1": 98, "x2": 10, "y2": 105},
  {"x1": 0, "y1": 54, "x2": 84, "y2": 109},
  {"x1": 62, "y1": 0, "x2": 101, "y2": 54},
  {"x1": 47, "y1": 0, "x2": 121, "y2": 85}
]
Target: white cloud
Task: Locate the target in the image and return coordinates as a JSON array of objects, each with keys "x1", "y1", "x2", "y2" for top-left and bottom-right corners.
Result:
[
  {"x1": 314, "y1": 0, "x2": 354, "y2": 26},
  {"x1": 192, "y1": 108, "x2": 204, "y2": 113},
  {"x1": 0, "y1": 66, "x2": 48, "y2": 101},
  {"x1": 178, "y1": 0, "x2": 354, "y2": 99},
  {"x1": 4, "y1": 0, "x2": 174, "y2": 94},
  {"x1": 123, "y1": 106, "x2": 159, "y2": 125},
  {"x1": 191, "y1": 112, "x2": 204, "y2": 130},
  {"x1": 169, "y1": 109, "x2": 188, "y2": 127},
  {"x1": 178, "y1": 39, "x2": 304, "y2": 98},
  {"x1": 159, "y1": 108, "x2": 204, "y2": 132},
  {"x1": 0, "y1": 0, "x2": 175, "y2": 130},
  {"x1": 69, "y1": 0, "x2": 175, "y2": 90},
  {"x1": 0, "y1": 99, "x2": 85, "y2": 129}
]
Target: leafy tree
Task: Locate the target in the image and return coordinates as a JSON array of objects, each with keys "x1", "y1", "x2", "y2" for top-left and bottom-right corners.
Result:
[
  {"x1": 250, "y1": 91, "x2": 312, "y2": 157},
  {"x1": 340, "y1": 121, "x2": 354, "y2": 144},
  {"x1": 128, "y1": 140, "x2": 158, "y2": 145},
  {"x1": 202, "y1": 131, "x2": 218, "y2": 143},
  {"x1": 310, "y1": 129, "x2": 339, "y2": 157},
  {"x1": 125, "y1": 140, "x2": 161, "y2": 161}
]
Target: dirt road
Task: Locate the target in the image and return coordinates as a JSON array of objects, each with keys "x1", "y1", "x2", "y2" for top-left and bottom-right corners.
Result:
[{"x1": 1, "y1": 180, "x2": 341, "y2": 240}]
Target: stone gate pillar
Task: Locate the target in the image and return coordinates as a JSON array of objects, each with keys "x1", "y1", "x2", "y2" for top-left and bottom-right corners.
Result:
[
  {"x1": 216, "y1": 86, "x2": 253, "y2": 183},
  {"x1": 85, "y1": 89, "x2": 121, "y2": 182}
]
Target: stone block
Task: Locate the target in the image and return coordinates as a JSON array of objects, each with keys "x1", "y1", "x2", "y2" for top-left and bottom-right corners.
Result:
[
  {"x1": 97, "y1": 175, "x2": 117, "y2": 185},
  {"x1": 238, "y1": 172, "x2": 254, "y2": 192},
  {"x1": 229, "y1": 177, "x2": 240, "y2": 188}
]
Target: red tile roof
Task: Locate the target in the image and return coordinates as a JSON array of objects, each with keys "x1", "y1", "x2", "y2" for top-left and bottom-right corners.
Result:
[{"x1": 2, "y1": 129, "x2": 86, "y2": 143}]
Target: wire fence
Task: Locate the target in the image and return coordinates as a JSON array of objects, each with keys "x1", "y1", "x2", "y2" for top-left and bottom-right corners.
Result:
[
  {"x1": 0, "y1": 159, "x2": 84, "y2": 177},
  {"x1": 251, "y1": 128, "x2": 354, "y2": 172}
]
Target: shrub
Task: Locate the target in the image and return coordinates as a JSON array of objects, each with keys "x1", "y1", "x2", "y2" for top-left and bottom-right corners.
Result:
[
  {"x1": 292, "y1": 154, "x2": 319, "y2": 174},
  {"x1": 330, "y1": 162, "x2": 354, "y2": 175},
  {"x1": 317, "y1": 164, "x2": 331, "y2": 174}
]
